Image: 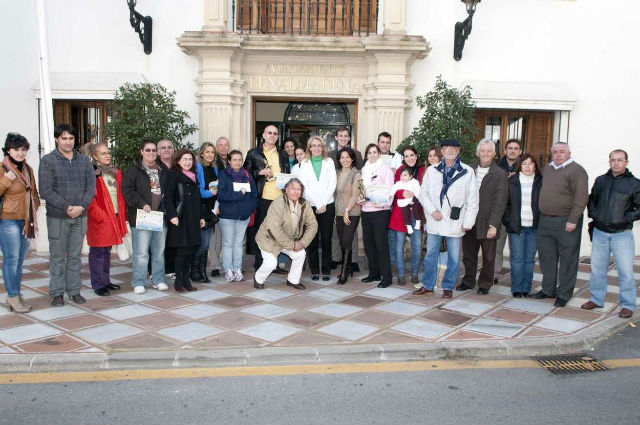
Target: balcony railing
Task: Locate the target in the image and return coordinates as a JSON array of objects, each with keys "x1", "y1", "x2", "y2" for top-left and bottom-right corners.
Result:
[{"x1": 232, "y1": 0, "x2": 379, "y2": 36}]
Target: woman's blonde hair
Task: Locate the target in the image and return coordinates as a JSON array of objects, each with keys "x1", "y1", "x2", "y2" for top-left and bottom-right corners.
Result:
[
  {"x1": 305, "y1": 136, "x2": 327, "y2": 159},
  {"x1": 198, "y1": 142, "x2": 217, "y2": 166}
]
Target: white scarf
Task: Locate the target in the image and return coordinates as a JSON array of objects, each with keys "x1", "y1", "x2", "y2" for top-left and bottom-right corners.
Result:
[{"x1": 361, "y1": 157, "x2": 384, "y2": 186}]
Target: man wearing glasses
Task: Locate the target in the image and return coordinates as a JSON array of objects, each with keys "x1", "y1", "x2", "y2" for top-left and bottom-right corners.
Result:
[
  {"x1": 156, "y1": 139, "x2": 177, "y2": 279},
  {"x1": 244, "y1": 125, "x2": 290, "y2": 270}
]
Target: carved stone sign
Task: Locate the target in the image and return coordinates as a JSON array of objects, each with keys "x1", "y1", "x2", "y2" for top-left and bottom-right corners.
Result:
[{"x1": 248, "y1": 63, "x2": 364, "y2": 94}]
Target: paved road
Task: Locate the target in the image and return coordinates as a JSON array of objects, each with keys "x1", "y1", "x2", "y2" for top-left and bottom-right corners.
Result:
[{"x1": 1, "y1": 324, "x2": 639, "y2": 425}]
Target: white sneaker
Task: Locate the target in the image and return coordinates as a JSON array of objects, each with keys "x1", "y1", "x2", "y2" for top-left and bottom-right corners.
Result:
[
  {"x1": 413, "y1": 282, "x2": 422, "y2": 289},
  {"x1": 233, "y1": 269, "x2": 244, "y2": 282},
  {"x1": 134, "y1": 286, "x2": 146, "y2": 294},
  {"x1": 224, "y1": 269, "x2": 234, "y2": 282},
  {"x1": 153, "y1": 283, "x2": 169, "y2": 291},
  {"x1": 165, "y1": 273, "x2": 176, "y2": 280}
]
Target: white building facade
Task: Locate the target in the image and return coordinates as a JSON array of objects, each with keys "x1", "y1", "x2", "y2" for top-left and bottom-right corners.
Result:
[{"x1": 1, "y1": 0, "x2": 638, "y2": 253}]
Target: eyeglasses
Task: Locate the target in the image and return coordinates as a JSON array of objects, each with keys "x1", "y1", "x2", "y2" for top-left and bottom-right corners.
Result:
[
  {"x1": 143, "y1": 149, "x2": 157, "y2": 152},
  {"x1": 158, "y1": 146, "x2": 174, "y2": 150}
]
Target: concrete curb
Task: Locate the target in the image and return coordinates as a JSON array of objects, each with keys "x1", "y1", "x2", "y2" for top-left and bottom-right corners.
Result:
[{"x1": 0, "y1": 315, "x2": 632, "y2": 373}]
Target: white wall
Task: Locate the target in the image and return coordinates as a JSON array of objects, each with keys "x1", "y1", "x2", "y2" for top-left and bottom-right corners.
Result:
[
  {"x1": 0, "y1": 0, "x2": 203, "y2": 159},
  {"x1": 405, "y1": 0, "x2": 640, "y2": 253}
]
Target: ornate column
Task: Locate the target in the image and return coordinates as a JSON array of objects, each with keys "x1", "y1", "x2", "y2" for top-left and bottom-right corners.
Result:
[
  {"x1": 382, "y1": 0, "x2": 407, "y2": 35},
  {"x1": 203, "y1": 0, "x2": 228, "y2": 31}
]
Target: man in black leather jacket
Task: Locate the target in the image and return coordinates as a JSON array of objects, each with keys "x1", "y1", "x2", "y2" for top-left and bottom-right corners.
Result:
[
  {"x1": 243, "y1": 124, "x2": 290, "y2": 270},
  {"x1": 582, "y1": 149, "x2": 640, "y2": 319}
]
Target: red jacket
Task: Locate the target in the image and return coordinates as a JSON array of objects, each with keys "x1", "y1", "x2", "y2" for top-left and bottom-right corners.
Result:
[
  {"x1": 87, "y1": 170, "x2": 128, "y2": 247},
  {"x1": 389, "y1": 164, "x2": 425, "y2": 233}
]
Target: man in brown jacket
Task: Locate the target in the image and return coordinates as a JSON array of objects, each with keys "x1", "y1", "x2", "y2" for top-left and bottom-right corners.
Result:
[
  {"x1": 457, "y1": 139, "x2": 508, "y2": 295},
  {"x1": 531, "y1": 142, "x2": 588, "y2": 307},
  {"x1": 254, "y1": 178, "x2": 318, "y2": 290}
]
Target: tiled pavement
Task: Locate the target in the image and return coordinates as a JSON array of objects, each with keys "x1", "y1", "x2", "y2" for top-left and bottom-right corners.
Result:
[{"x1": 0, "y1": 252, "x2": 638, "y2": 356}]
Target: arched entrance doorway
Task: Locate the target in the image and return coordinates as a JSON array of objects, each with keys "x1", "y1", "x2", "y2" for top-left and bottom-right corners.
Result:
[{"x1": 253, "y1": 98, "x2": 357, "y2": 150}]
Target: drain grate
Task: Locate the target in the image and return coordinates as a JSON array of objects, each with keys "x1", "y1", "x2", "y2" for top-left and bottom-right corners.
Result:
[{"x1": 535, "y1": 354, "x2": 609, "y2": 375}]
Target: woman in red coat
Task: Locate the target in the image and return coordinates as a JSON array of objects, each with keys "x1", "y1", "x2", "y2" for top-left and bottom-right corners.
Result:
[
  {"x1": 388, "y1": 146, "x2": 425, "y2": 285},
  {"x1": 86, "y1": 143, "x2": 128, "y2": 296}
]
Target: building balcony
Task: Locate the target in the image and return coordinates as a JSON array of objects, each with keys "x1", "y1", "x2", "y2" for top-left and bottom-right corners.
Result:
[{"x1": 231, "y1": 0, "x2": 378, "y2": 36}]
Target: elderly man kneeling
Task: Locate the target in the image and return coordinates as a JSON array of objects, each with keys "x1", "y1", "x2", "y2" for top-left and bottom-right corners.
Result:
[{"x1": 254, "y1": 178, "x2": 318, "y2": 290}]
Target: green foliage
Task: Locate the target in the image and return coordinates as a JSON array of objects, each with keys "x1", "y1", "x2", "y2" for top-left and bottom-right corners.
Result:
[
  {"x1": 105, "y1": 83, "x2": 198, "y2": 168},
  {"x1": 399, "y1": 75, "x2": 480, "y2": 164}
]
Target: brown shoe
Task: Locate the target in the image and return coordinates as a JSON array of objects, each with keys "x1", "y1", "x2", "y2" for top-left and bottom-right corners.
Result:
[
  {"x1": 412, "y1": 287, "x2": 434, "y2": 296},
  {"x1": 581, "y1": 300, "x2": 602, "y2": 310},
  {"x1": 286, "y1": 281, "x2": 306, "y2": 290},
  {"x1": 442, "y1": 290, "x2": 453, "y2": 299},
  {"x1": 253, "y1": 277, "x2": 265, "y2": 290},
  {"x1": 619, "y1": 308, "x2": 633, "y2": 319}
]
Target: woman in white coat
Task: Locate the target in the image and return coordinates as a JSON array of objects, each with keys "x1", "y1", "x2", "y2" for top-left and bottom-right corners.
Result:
[
  {"x1": 293, "y1": 136, "x2": 337, "y2": 280},
  {"x1": 414, "y1": 139, "x2": 479, "y2": 299}
]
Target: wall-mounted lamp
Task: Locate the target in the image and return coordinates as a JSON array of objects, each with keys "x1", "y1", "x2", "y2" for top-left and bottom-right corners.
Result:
[
  {"x1": 453, "y1": 0, "x2": 481, "y2": 61},
  {"x1": 127, "y1": 0, "x2": 152, "y2": 54}
]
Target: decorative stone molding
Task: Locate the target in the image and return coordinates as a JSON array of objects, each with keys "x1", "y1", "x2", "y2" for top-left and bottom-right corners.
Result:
[{"x1": 178, "y1": 29, "x2": 428, "y2": 153}]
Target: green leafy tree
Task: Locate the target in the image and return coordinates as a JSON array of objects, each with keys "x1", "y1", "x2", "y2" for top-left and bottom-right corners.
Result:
[
  {"x1": 105, "y1": 83, "x2": 198, "y2": 168},
  {"x1": 399, "y1": 75, "x2": 480, "y2": 164}
]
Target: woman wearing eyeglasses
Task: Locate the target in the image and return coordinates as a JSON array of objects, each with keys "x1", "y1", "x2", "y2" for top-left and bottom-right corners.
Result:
[
  {"x1": 122, "y1": 139, "x2": 171, "y2": 295},
  {"x1": 0, "y1": 133, "x2": 40, "y2": 313},
  {"x1": 85, "y1": 143, "x2": 128, "y2": 296}
]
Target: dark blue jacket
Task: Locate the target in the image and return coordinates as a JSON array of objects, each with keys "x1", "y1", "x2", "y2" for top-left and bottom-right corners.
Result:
[{"x1": 217, "y1": 166, "x2": 258, "y2": 220}]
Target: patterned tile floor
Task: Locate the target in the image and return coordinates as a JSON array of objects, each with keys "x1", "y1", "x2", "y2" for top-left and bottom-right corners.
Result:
[{"x1": 0, "y1": 252, "x2": 638, "y2": 354}]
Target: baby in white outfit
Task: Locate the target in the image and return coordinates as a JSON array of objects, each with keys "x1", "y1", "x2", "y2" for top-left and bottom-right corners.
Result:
[{"x1": 390, "y1": 168, "x2": 421, "y2": 234}]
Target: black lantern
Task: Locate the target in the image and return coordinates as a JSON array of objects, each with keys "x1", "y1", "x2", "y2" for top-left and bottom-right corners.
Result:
[
  {"x1": 453, "y1": 0, "x2": 481, "y2": 61},
  {"x1": 127, "y1": 0, "x2": 152, "y2": 54}
]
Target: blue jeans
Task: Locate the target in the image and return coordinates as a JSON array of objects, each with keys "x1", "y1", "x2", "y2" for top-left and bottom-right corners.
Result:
[
  {"x1": 0, "y1": 220, "x2": 30, "y2": 297},
  {"x1": 394, "y1": 224, "x2": 422, "y2": 277},
  {"x1": 219, "y1": 218, "x2": 249, "y2": 270},
  {"x1": 508, "y1": 227, "x2": 537, "y2": 294},
  {"x1": 589, "y1": 228, "x2": 636, "y2": 311},
  {"x1": 388, "y1": 229, "x2": 396, "y2": 266},
  {"x1": 421, "y1": 234, "x2": 462, "y2": 291},
  {"x1": 131, "y1": 226, "x2": 167, "y2": 288},
  {"x1": 195, "y1": 226, "x2": 213, "y2": 257}
]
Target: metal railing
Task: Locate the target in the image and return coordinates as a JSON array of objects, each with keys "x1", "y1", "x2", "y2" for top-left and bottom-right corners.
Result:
[{"x1": 232, "y1": 0, "x2": 379, "y2": 36}]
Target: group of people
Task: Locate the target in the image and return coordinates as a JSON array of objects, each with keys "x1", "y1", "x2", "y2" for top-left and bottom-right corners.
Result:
[{"x1": 0, "y1": 123, "x2": 638, "y2": 320}]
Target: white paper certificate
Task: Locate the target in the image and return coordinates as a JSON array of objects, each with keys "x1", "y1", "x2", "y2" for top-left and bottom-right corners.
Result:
[
  {"x1": 365, "y1": 185, "x2": 390, "y2": 204},
  {"x1": 233, "y1": 182, "x2": 251, "y2": 192},
  {"x1": 275, "y1": 173, "x2": 293, "y2": 189},
  {"x1": 136, "y1": 209, "x2": 164, "y2": 232}
]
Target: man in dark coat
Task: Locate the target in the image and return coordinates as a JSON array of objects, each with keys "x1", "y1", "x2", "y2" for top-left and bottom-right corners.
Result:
[
  {"x1": 243, "y1": 124, "x2": 290, "y2": 270},
  {"x1": 582, "y1": 149, "x2": 640, "y2": 318},
  {"x1": 457, "y1": 139, "x2": 508, "y2": 295}
]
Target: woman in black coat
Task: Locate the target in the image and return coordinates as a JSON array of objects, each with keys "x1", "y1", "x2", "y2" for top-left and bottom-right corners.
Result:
[
  {"x1": 502, "y1": 153, "x2": 542, "y2": 298},
  {"x1": 165, "y1": 149, "x2": 205, "y2": 292}
]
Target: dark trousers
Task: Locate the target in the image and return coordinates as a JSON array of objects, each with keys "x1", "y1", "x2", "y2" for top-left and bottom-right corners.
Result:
[
  {"x1": 307, "y1": 203, "x2": 335, "y2": 275},
  {"x1": 462, "y1": 226, "x2": 497, "y2": 289},
  {"x1": 336, "y1": 216, "x2": 360, "y2": 250},
  {"x1": 536, "y1": 214, "x2": 583, "y2": 301},
  {"x1": 88, "y1": 246, "x2": 112, "y2": 290},
  {"x1": 253, "y1": 198, "x2": 273, "y2": 270},
  {"x1": 174, "y1": 245, "x2": 197, "y2": 288},
  {"x1": 362, "y1": 210, "x2": 392, "y2": 280}
]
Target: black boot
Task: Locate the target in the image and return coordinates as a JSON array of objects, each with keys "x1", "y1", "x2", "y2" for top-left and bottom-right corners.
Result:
[
  {"x1": 190, "y1": 255, "x2": 204, "y2": 282},
  {"x1": 337, "y1": 249, "x2": 352, "y2": 285},
  {"x1": 199, "y1": 252, "x2": 211, "y2": 283}
]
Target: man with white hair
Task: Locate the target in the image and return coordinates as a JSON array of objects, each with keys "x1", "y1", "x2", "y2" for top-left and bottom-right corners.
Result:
[
  {"x1": 531, "y1": 142, "x2": 588, "y2": 307},
  {"x1": 457, "y1": 139, "x2": 508, "y2": 295}
]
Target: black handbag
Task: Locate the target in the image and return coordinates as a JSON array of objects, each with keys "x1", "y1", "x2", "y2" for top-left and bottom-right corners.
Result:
[{"x1": 175, "y1": 183, "x2": 184, "y2": 218}]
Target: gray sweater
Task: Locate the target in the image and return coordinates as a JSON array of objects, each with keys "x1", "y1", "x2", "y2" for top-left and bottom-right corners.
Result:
[{"x1": 39, "y1": 149, "x2": 96, "y2": 218}]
